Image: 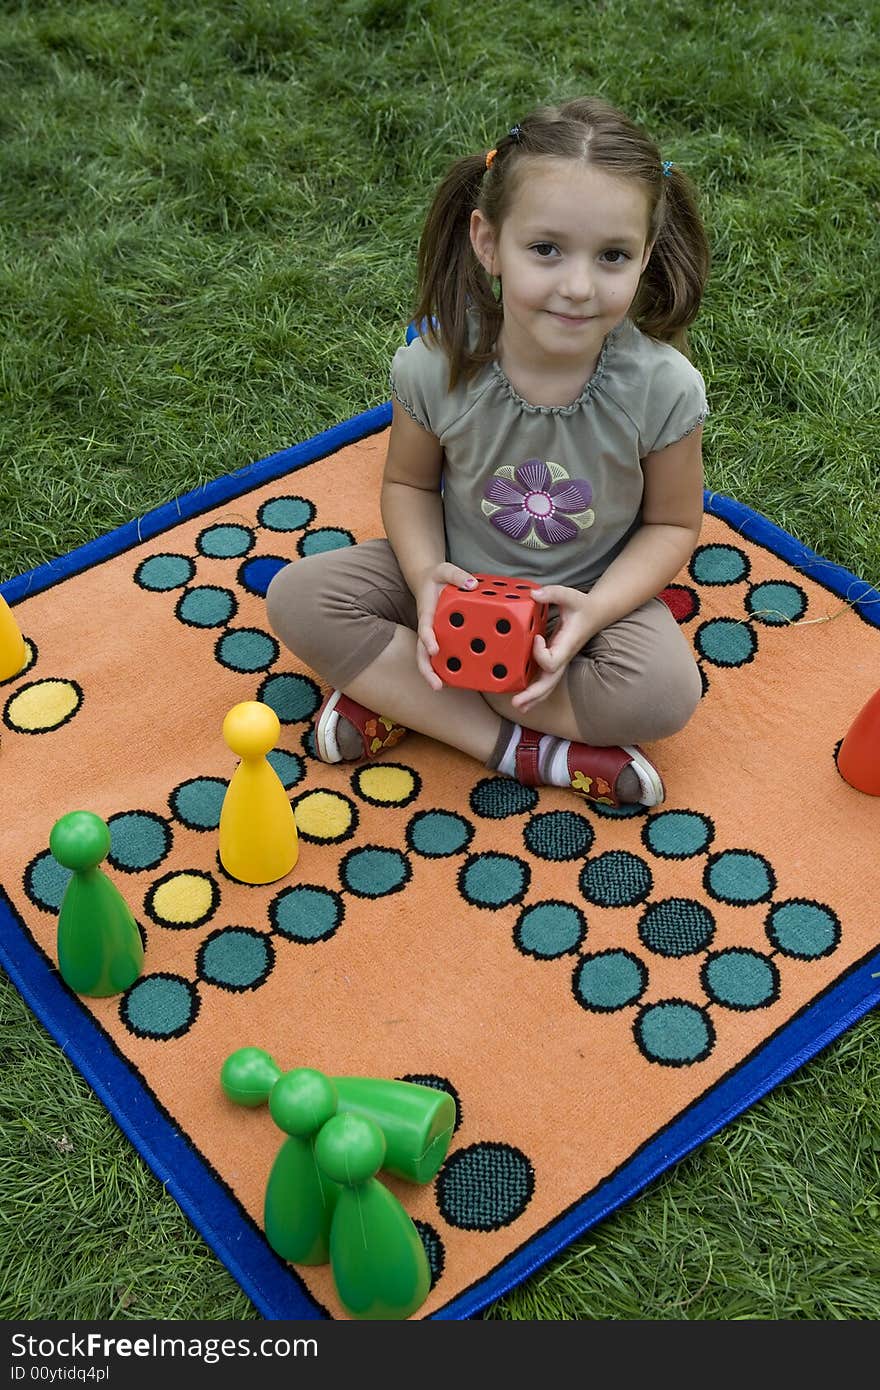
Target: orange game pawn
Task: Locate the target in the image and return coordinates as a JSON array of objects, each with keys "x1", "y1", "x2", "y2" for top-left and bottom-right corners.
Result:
[
  {"x1": 219, "y1": 701, "x2": 299, "y2": 883},
  {"x1": 837, "y1": 687, "x2": 880, "y2": 796}
]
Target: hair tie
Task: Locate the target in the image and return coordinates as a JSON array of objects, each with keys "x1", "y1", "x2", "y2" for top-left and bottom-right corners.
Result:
[
  {"x1": 662, "y1": 160, "x2": 674, "y2": 177},
  {"x1": 485, "y1": 148, "x2": 497, "y2": 170},
  {"x1": 509, "y1": 124, "x2": 523, "y2": 142}
]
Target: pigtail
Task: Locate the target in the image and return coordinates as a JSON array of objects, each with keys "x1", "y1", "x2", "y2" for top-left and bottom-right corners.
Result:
[
  {"x1": 633, "y1": 165, "x2": 710, "y2": 355},
  {"x1": 412, "y1": 153, "x2": 501, "y2": 390}
]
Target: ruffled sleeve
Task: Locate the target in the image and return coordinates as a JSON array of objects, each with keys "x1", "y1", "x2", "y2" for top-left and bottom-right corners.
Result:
[
  {"x1": 641, "y1": 352, "x2": 709, "y2": 456},
  {"x1": 389, "y1": 333, "x2": 451, "y2": 436}
]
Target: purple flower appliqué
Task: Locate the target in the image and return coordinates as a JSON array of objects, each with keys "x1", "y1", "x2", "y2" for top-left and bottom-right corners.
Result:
[{"x1": 481, "y1": 458, "x2": 595, "y2": 548}]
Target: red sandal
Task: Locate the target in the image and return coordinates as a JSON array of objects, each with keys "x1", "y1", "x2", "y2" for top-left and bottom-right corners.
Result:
[
  {"x1": 514, "y1": 728, "x2": 665, "y2": 808},
  {"x1": 314, "y1": 689, "x2": 408, "y2": 764}
]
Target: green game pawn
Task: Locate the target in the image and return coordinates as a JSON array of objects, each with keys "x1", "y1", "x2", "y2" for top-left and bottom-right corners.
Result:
[
  {"x1": 333, "y1": 1076, "x2": 455, "y2": 1184},
  {"x1": 50, "y1": 811, "x2": 144, "y2": 998},
  {"x1": 316, "y1": 1113, "x2": 431, "y2": 1320},
  {"x1": 220, "y1": 1046, "x2": 283, "y2": 1107}
]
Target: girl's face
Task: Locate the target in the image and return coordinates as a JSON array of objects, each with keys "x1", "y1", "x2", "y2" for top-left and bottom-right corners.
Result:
[{"x1": 471, "y1": 158, "x2": 653, "y2": 370}]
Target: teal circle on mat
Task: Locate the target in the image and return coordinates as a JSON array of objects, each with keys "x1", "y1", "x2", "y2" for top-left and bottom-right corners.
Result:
[
  {"x1": 408, "y1": 810, "x2": 473, "y2": 857},
  {"x1": 635, "y1": 1000, "x2": 714, "y2": 1065},
  {"x1": 25, "y1": 850, "x2": 71, "y2": 911},
  {"x1": 176, "y1": 585, "x2": 236, "y2": 628},
  {"x1": 705, "y1": 849, "x2": 775, "y2": 904},
  {"x1": 215, "y1": 628, "x2": 278, "y2": 673},
  {"x1": 135, "y1": 554, "x2": 195, "y2": 591},
  {"x1": 436, "y1": 1142, "x2": 535, "y2": 1230},
  {"x1": 638, "y1": 898, "x2": 715, "y2": 956},
  {"x1": 169, "y1": 777, "x2": 227, "y2": 830},
  {"x1": 695, "y1": 617, "x2": 757, "y2": 667},
  {"x1": 270, "y1": 884, "x2": 344, "y2": 942},
  {"x1": 469, "y1": 777, "x2": 538, "y2": 819},
  {"x1": 746, "y1": 581, "x2": 806, "y2": 626},
  {"x1": 574, "y1": 949, "x2": 647, "y2": 1011},
  {"x1": 766, "y1": 899, "x2": 840, "y2": 959},
  {"x1": 690, "y1": 544, "x2": 749, "y2": 585},
  {"x1": 197, "y1": 524, "x2": 254, "y2": 558},
  {"x1": 340, "y1": 847, "x2": 410, "y2": 898},
  {"x1": 515, "y1": 901, "x2": 585, "y2": 958},
  {"x1": 523, "y1": 810, "x2": 594, "y2": 861},
  {"x1": 643, "y1": 810, "x2": 713, "y2": 859},
  {"x1": 267, "y1": 748, "x2": 305, "y2": 790},
  {"x1": 122, "y1": 975, "x2": 198, "y2": 1039},
  {"x1": 258, "y1": 496, "x2": 316, "y2": 532},
  {"x1": 413, "y1": 1220, "x2": 445, "y2": 1288},
  {"x1": 579, "y1": 851, "x2": 652, "y2": 907},
  {"x1": 459, "y1": 852, "x2": 529, "y2": 908},
  {"x1": 703, "y1": 948, "x2": 779, "y2": 1008},
  {"x1": 299, "y1": 528, "x2": 355, "y2": 556},
  {"x1": 197, "y1": 927, "x2": 273, "y2": 990},
  {"x1": 259, "y1": 672, "x2": 322, "y2": 723},
  {"x1": 107, "y1": 811, "x2": 172, "y2": 872}
]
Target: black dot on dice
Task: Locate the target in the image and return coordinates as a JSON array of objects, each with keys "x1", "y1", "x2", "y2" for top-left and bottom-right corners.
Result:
[
  {"x1": 470, "y1": 638, "x2": 486, "y2": 653},
  {"x1": 447, "y1": 657, "x2": 462, "y2": 672},
  {"x1": 492, "y1": 664, "x2": 507, "y2": 679},
  {"x1": 496, "y1": 619, "x2": 511, "y2": 634},
  {"x1": 450, "y1": 612, "x2": 465, "y2": 628}
]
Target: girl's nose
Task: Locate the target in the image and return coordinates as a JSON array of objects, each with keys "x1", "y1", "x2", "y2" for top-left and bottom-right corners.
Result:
[{"x1": 560, "y1": 261, "x2": 595, "y2": 301}]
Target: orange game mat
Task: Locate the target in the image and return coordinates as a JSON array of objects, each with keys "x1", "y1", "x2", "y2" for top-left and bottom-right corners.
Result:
[{"x1": 2, "y1": 403, "x2": 880, "y2": 1319}]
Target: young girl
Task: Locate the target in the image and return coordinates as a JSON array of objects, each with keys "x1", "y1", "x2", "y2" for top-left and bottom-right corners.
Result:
[{"x1": 267, "y1": 96, "x2": 710, "y2": 807}]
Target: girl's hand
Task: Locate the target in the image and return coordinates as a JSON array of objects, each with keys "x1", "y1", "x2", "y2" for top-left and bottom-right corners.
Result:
[
  {"x1": 511, "y1": 585, "x2": 596, "y2": 716},
  {"x1": 414, "y1": 562, "x2": 478, "y2": 690}
]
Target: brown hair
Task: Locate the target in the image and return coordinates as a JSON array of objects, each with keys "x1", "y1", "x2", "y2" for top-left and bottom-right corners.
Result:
[{"x1": 413, "y1": 95, "x2": 710, "y2": 388}]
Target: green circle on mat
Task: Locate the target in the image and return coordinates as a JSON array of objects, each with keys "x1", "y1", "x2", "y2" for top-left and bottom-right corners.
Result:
[
  {"x1": 107, "y1": 811, "x2": 172, "y2": 872},
  {"x1": 469, "y1": 777, "x2": 538, "y2": 819},
  {"x1": 135, "y1": 554, "x2": 195, "y2": 591},
  {"x1": 408, "y1": 810, "x2": 473, "y2": 857},
  {"x1": 639, "y1": 898, "x2": 715, "y2": 957},
  {"x1": 170, "y1": 777, "x2": 227, "y2": 830},
  {"x1": 270, "y1": 885, "x2": 344, "y2": 942},
  {"x1": 515, "y1": 901, "x2": 585, "y2": 958},
  {"x1": 198, "y1": 928, "x2": 272, "y2": 990},
  {"x1": 695, "y1": 617, "x2": 757, "y2": 667},
  {"x1": 176, "y1": 585, "x2": 236, "y2": 627},
  {"x1": 300, "y1": 528, "x2": 354, "y2": 556},
  {"x1": 706, "y1": 849, "x2": 774, "y2": 904},
  {"x1": 436, "y1": 1142, "x2": 534, "y2": 1231},
  {"x1": 643, "y1": 810, "x2": 713, "y2": 859},
  {"x1": 635, "y1": 1000, "x2": 714, "y2": 1065},
  {"x1": 523, "y1": 810, "x2": 594, "y2": 861},
  {"x1": 26, "y1": 850, "x2": 71, "y2": 911},
  {"x1": 579, "y1": 851, "x2": 652, "y2": 907},
  {"x1": 340, "y1": 847, "x2": 410, "y2": 898},
  {"x1": 258, "y1": 496, "x2": 315, "y2": 531},
  {"x1": 746, "y1": 581, "x2": 806, "y2": 626},
  {"x1": 574, "y1": 950, "x2": 647, "y2": 1011},
  {"x1": 260, "y1": 672, "x2": 322, "y2": 723},
  {"x1": 690, "y1": 544, "x2": 749, "y2": 585},
  {"x1": 197, "y1": 524, "x2": 254, "y2": 558},
  {"x1": 122, "y1": 975, "x2": 198, "y2": 1038},
  {"x1": 215, "y1": 628, "x2": 278, "y2": 673},
  {"x1": 459, "y1": 852, "x2": 529, "y2": 908},
  {"x1": 766, "y1": 900, "x2": 840, "y2": 959},
  {"x1": 267, "y1": 748, "x2": 305, "y2": 790},
  {"x1": 703, "y1": 949, "x2": 779, "y2": 1008}
]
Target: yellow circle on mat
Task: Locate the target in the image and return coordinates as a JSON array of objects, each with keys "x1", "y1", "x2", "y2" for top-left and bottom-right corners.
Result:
[
  {"x1": 356, "y1": 765, "x2": 417, "y2": 805},
  {"x1": 293, "y1": 790, "x2": 354, "y2": 841},
  {"x1": 150, "y1": 872, "x2": 216, "y2": 925},
  {"x1": 5, "y1": 678, "x2": 81, "y2": 731}
]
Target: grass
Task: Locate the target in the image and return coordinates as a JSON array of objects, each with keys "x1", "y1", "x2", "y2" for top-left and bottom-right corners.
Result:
[{"x1": 2, "y1": 0, "x2": 880, "y2": 1320}]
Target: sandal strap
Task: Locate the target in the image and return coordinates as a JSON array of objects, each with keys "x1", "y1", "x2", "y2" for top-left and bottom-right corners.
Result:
[
  {"x1": 333, "y1": 693, "x2": 407, "y2": 760},
  {"x1": 566, "y1": 743, "x2": 632, "y2": 806},
  {"x1": 514, "y1": 727, "x2": 543, "y2": 786}
]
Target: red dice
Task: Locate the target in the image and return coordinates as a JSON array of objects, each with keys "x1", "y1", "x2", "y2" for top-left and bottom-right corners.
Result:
[{"x1": 430, "y1": 574, "x2": 548, "y2": 693}]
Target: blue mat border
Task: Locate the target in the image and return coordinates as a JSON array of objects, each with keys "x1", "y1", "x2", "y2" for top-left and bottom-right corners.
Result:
[{"x1": 2, "y1": 400, "x2": 879, "y2": 1320}]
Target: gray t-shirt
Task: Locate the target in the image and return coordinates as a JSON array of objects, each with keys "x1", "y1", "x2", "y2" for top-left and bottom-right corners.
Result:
[{"x1": 390, "y1": 316, "x2": 708, "y2": 590}]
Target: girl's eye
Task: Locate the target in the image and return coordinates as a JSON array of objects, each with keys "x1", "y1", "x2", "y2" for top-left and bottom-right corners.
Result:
[
  {"x1": 531, "y1": 243, "x2": 558, "y2": 258},
  {"x1": 601, "y1": 249, "x2": 629, "y2": 264}
]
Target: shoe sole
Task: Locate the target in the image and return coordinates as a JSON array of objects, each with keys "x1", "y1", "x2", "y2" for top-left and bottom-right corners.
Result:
[
  {"x1": 622, "y1": 745, "x2": 666, "y2": 806},
  {"x1": 315, "y1": 689, "x2": 344, "y2": 763}
]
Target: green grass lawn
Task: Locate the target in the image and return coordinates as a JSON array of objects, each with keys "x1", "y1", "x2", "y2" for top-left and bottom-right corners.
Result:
[{"x1": 2, "y1": 0, "x2": 879, "y2": 1320}]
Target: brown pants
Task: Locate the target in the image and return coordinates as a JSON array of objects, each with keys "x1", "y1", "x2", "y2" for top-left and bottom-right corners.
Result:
[{"x1": 266, "y1": 540, "x2": 702, "y2": 745}]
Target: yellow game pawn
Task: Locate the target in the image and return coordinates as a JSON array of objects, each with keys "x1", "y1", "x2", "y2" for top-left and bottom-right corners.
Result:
[
  {"x1": 0, "y1": 593, "x2": 26, "y2": 682},
  {"x1": 219, "y1": 701, "x2": 298, "y2": 884}
]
